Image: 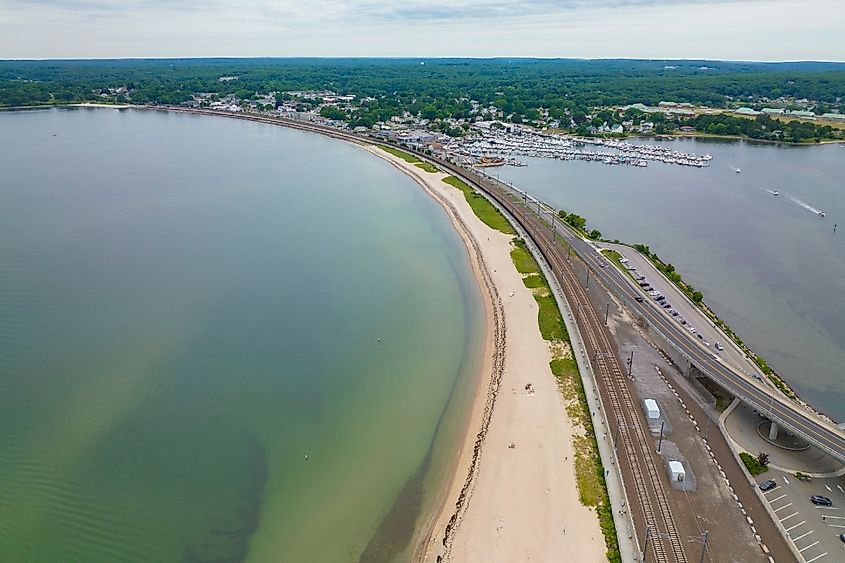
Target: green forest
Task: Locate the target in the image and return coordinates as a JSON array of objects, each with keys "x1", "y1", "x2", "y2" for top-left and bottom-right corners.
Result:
[{"x1": 2, "y1": 58, "x2": 843, "y2": 142}]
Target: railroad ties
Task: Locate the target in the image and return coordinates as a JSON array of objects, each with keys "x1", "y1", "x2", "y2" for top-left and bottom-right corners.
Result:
[{"x1": 470, "y1": 173, "x2": 689, "y2": 563}]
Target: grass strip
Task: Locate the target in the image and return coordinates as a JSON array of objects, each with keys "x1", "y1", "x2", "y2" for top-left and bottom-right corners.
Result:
[
  {"x1": 414, "y1": 161, "x2": 440, "y2": 173},
  {"x1": 739, "y1": 452, "x2": 768, "y2": 476},
  {"x1": 513, "y1": 238, "x2": 619, "y2": 563},
  {"x1": 442, "y1": 176, "x2": 516, "y2": 235},
  {"x1": 377, "y1": 144, "x2": 421, "y2": 164}
]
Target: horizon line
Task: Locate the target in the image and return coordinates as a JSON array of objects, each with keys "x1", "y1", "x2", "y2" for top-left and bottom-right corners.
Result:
[{"x1": 2, "y1": 56, "x2": 845, "y2": 64}]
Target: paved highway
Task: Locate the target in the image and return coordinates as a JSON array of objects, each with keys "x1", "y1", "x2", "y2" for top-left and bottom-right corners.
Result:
[
  {"x1": 599, "y1": 241, "x2": 764, "y2": 379},
  {"x1": 163, "y1": 106, "x2": 845, "y2": 465},
  {"x1": 466, "y1": 172, "x2": 845, "y2": 464}
]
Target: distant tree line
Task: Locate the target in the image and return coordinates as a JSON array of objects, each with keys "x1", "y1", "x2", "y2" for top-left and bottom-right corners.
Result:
[{"x1": 2, "y1": 58, "x2": 843, "y2": 117}]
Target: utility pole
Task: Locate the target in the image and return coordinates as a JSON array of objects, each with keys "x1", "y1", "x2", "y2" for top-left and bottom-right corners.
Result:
[
  {"x1": 657, "y1": 420, "x2": 665, "y2": 453},
  {"x1": 614, "y1": 415, "x2": 622, "y2": 450},
  {"x1": 627, "y1": 350, "x2": 634, "y2": 377},
  {"x1": 689, "y1": 530, "x2": 709, "y2": 563},
  {"x1": 585, "y1": 267, "x2": 590, "y2": 289},
  {"x1": 643, "y1": 527, "x2": 671, "y2": 563},
  {"x1": 605, "y1": 302, "x2": 610, "y2": 325}
]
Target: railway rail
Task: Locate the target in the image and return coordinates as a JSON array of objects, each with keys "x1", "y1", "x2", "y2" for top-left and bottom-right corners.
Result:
[
  {"x1": 156, "y1": 107, "x2": 689, "y2": 561},
  {"x1": 460, "y1": 169, "x2": 689, "y2": 563}
]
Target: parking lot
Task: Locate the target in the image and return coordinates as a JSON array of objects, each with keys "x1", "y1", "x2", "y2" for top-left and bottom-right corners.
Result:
[
  {"x1": 757, "y1": 470, "x2": 845, "y2": 561},
  {"x1": 599, "y1": 242, "x2": 765, "y2": 380}
]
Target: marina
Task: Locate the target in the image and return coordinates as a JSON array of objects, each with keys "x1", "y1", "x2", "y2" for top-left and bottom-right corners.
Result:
[
  {"x1": 493, "y1": 136, "x2": 845, "y2": 421},
  {"x1": 444, "y1": 127, "x2": 713, "y2": 169}
]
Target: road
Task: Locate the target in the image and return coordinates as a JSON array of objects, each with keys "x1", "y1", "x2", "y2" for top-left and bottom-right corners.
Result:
[
  {"x1": 461, "y1": 172, "x2": 845, "y2": 464},
  {"x1": 155, "y1": 105, "x2": 845, "y2": 556},
  {"x1": 599, "y1": 241, "x2": 764, "y2": 380}
]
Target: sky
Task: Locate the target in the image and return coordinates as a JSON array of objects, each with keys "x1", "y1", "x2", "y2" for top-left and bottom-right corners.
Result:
[{"x1": 0, "y1": 0, "x2": 843, "y2": 61}]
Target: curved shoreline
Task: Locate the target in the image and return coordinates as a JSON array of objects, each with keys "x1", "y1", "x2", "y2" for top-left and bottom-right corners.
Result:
[
  {"x1": 148, "y1": 105, "x2": 512, "y2": 559},
  {"x1": 25, "y1": 104, "x2": 601, "y2": 559},
  {"x1": 365, "y1": 147, "x2": 507, "y2": 561}
]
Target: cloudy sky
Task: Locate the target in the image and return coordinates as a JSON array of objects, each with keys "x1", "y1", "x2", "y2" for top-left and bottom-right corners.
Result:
[{"x1": 0, "y1": 0, "x2": 843, "y2": 60}]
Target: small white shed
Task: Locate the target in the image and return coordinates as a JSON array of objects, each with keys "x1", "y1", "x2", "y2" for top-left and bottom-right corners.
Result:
[
  {"x1": 669, "y1": 460, "x2": 685, "y2": 482},
  {"x1": 644, "y1": 399, "x2": 661, "y2": 420}
]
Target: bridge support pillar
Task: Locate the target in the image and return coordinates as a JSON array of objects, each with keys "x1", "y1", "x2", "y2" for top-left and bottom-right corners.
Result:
[{"x1": 768, "y1": 421, "x2": 779, "y2": 441}]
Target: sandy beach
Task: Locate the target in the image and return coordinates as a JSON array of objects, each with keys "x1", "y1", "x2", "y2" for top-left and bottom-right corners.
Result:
[{"x1": 368, "y1": 146, "x2": 605, "y2": 562}]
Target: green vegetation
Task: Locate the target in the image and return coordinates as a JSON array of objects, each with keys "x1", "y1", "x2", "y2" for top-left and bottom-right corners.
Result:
[
  {"x1": 514, "y1": 239, "x2": 618, "y2": 563},
  {"x1": 684, "y1": 113, "x2": 838, "y2": 143},
  {"x1": 377, "y1": 144, "x2": 421, "y2": 164},
  {"x1": 768, "y1": 373, "x2": 798, "y2": 400},
  {"x1": 2, "y1": 58, "x2": 843, "y2": 117},
  {"x1": 602, "y1": 250, "x2": 639, "y2": 286},
  {"x1": 535, "y1": 294, "x2": 568, "y2": 342},
  {"x1": 442, "y1": 176, "x2": 516, "y2": 235},
  {"x1": 414, "y1": 161, "x2": 439, "y2": 173},
  {"x1": 510, "y1": 237, "x2": 541, "y2": 274},
  {"x1": 739, "y1": 452, "x2": 769, "y2": 476},
  {"x1": 375, "y1": 144, "x2": 439, "y2": 172}
]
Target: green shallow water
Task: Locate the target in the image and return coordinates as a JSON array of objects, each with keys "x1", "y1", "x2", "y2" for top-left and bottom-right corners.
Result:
[{"x1": 0, "y1": 108, "x2": 483, "y2": 561}]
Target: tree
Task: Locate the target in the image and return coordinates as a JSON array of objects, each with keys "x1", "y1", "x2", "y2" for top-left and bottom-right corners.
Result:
[
  {"x1": 757, "y1": 452, "x2": 770, "y2": 468},
  {"x1": 691, "y1": 290, "x2": 703, "y2": 303},
  {"x1": 565, "y1": 213, "x2": 587, "y2": 231},
  {"x1": 589, "y1": 229, "x2": 602, "y2": 240}
]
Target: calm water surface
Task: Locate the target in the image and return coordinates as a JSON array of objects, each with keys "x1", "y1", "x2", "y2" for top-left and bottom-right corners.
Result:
[
  {"x1": 497, "y1": 137, "x2": 845, "y2": 420},
  {"x1": 0, "y1": 108, "x2": 483, "y2": 561}
]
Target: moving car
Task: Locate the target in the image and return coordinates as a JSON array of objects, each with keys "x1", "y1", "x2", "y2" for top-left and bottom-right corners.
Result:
[
  {"x1": 714, "y1": 342, "x2": 724, "y2": 351},
  {"x1": 635, "y1": 296, "x2": 644, "y2": 303},
  {"x1": 810, "y1": 495, "x2": 833, "y2": 506},
  {"x1": 759, "y1": 479, "x2": 777, "y2": 491}
]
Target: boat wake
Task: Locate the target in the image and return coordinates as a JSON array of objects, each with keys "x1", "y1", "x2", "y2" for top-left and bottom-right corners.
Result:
[{"x1": 790, "y1": 196, "x2": 825, "y2": 217}]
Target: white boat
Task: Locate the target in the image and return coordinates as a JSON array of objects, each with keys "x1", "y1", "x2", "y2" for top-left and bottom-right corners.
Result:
[{"x1": 731, "y1": 166, "x2": 741, "y2": 173}]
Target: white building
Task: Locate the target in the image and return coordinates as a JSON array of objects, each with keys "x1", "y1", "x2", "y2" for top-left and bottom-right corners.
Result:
[
  {"x1": 669, "y1": 460, "x2": 686, "y2": 482},
  {"x1": 644, "y1": 399, "x2": 661, "y2": 420}
]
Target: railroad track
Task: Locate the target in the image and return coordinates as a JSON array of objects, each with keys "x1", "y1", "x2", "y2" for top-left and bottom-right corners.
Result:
[
  {"x1": 152, "y1": 108, "x2": 688, "y2": 561},
  {"x1": 452, "y1": 171, "x2": 689, "y2": 563}
]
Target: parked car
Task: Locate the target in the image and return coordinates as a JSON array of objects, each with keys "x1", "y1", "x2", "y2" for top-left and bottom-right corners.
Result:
[
  {"x1": 759, "y1": 479, "x2": 777, "y2": 491},
  {"x1": 662, "y1": 302, "x2": 671, "y2": 309},
  {"x1": 635, "y1": 296, "x2": 644, "y2": 303},
  {"x1": 679, "y1": 319, "x2": 687, "y2": 325},
  {"x1": 839, "y1": 533, "x2": 845, "y2": 543},
  {"x1": 810, "y1": 495, "x2": 833, "y2": 506}
]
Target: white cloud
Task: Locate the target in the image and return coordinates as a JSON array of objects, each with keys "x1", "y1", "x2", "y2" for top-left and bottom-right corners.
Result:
[{"x1": 0, "y1": 0, "x2": 842, "y2": 60}]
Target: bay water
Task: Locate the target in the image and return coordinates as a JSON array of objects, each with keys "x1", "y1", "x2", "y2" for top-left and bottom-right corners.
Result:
[
  {"x1": 0, "y1": 108, "x2": 483, "y2": 561},
  {"x1": 496, "y1": 137, "x2": 845, "y2": 420}
]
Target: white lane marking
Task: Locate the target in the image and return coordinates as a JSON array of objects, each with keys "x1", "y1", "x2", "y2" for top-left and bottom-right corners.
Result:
[
  {"x1": 790, "y1": 530, "x2": 813, "y2": 541},
  {"x1": 780, "y1": 512, "x2": 800, "y2": 522},
  {"x1": 768, "y1": 493, "x2": 787, "y2": 501},
  {"x1": 822, "y1": 515, "x2": 845, "y2": 519},
  {"x1": 828, "y1": 524, "x2": 845, "y2": 528},
  {"x1": 785, "y1": 521, "x2": 806, "y2": 532},
  {"x1": 783, "y1": 476, "x2": 790, "y2": 485},
  {"x1": 774, "y1": 502, "x2": 793, "y2": 513},
  {"x1": 815, "y1": 506, "x2": 839, "y2": 510},
  {"x1": 799, "y1": 541, "x2": 820, "y2": 553},
  {"x1": 805, "y1": 553, "x2": 827, "y2": 563}
]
